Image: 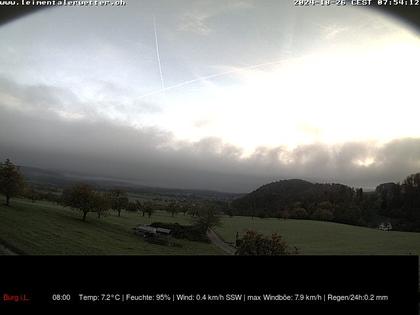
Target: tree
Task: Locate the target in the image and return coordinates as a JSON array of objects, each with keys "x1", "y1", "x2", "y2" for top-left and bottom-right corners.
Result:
[
  {"x1": 235, "y1": 230, "x2": 299, "y2": 256},
  {"x1": 192, "y1": 204, "x2": 221, "y2": 232},
  {"x1": 187, "y1": 203, "x2": 199, "y2": 217},
  {"x1": 109, "y1": 189, "x2": 129, "y2": 217},
  {"x1": 376, "y1": 182, "x2": 402, "y2": 217},
  {"x1": 127, "y1": 201, "x2": 138, "y2": 212},
  {"x1": 311, "y1": 201, "x2": 334, "y2": 221},
  {"x1": 224, "y1": 201, "x2": 235, "y2": 218},
  {"x1": 289, "y1": 207, "x2": 308, "y2": 219},
  {"x1": 166, "y1": 201, "x2": 179, "y2": 217},
  {"x1": 279, "y1": 210, "x2": 290, "y2": 220},
  {"x1": 143, "y1": 201, "x2": 155, "y2": 218},
  {"x1": 225, "y1": 208, "x2": 234, "y2": 218},
  {"x1": 355, "y1": 188, "x2": 364, "y2": 203},
  {"x1": 93, "y1": 192, "x2": 111, "y2": 219},
  {"x1": 0, "y1": 159, "x2": 25, "y2": 206},
  {"x1": 399, "y1": 173, "x2": 420, "y2": 224},
  {"x1": 62, "y1": 183, "x2": 96, "y2": 221},
  {"x1": 360, "y1": 192, "x2": 378, "y2": 226},
  {"x1": 23, "y1": 186, "x2": 40, "y2": 203},
  {"x1": 311, "y1": 208, "x2": 334, "y2": 221},
  {"x1": 134, "y1": 200, "x2": 147, "y2": 216},
  {"x1": 179, "y1": 203, "x2": 189, "y2": 216},
  {"x1": 333, "y1": 204, "x2": 363, "y2": 225}
]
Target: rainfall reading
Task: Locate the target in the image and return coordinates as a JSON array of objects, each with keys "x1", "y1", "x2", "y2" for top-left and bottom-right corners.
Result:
[{"x1": 49, "y1": 292, "x2": 390, "y2": 304}]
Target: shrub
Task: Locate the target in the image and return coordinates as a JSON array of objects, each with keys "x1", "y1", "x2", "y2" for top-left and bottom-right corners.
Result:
[
  {"x1": 289, "y1": 207, "x2": 308, "y2": 219},
  {"x1": 235, "y1": 230, "x2": 299, "y2": 256}
]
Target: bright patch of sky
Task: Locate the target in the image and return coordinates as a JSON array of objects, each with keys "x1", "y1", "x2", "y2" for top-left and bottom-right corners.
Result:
[{"x1": 0, "y1": 0, "x2": 419, "y2": 156}]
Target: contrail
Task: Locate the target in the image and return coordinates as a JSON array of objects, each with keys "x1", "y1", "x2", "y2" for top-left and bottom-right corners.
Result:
[
  {"x1": 136, "y1": 58, "x2": 295, "y2": 100},
  {"x1": 153, "y1": 16, "x2": 165, "y2": 90}
]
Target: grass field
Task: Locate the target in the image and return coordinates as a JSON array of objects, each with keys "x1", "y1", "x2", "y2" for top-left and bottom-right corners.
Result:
[
  {"x1": 0, "y1": 198, "x2": 223, "y2": 255},
  {"x1": 215, "y1": 216, "x2": 420, "y2": 255},
  {"x1": 1, "y1": 198, "x2": 420, "y2": 255}
]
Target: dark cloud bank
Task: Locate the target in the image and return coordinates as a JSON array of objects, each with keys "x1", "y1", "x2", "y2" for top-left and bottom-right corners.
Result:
[{"x1": 0, "y1": 77, "x2": 419, "y2": 193}]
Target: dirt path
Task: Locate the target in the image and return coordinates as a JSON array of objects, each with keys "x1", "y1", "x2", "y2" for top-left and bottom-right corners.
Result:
[{"x1": 207, "y1": 228, "x2": 236, "y2": 255}]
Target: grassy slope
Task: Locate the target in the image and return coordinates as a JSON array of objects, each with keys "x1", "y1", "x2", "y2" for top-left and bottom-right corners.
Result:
[
  {"x1": 216, "y1": 216, "x2": 420, "y2": 255},
  {"x1": 2, "y1": 198, "x2": 420, "y2": 255},
  {"x1": 0, "y1": 198, "x2": 223, "y2": 255}
]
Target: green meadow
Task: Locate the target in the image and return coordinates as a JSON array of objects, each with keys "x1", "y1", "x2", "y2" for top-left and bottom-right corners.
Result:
[
  {"x1": 1, "y1": 198, "x2": 420, "y2": 256},
  {"x1": 215, "y1": 216, "x2": 420, "y2": 255},
  {"x1": 0, "y1": 198, "x2": 222, "y2": 255}
]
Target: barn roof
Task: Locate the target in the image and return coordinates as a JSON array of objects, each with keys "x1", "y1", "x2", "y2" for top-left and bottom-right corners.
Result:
[
  {"x1": 134, "y1": 225, "x2": 157, "y2": 233},
  {"x1": 134, "y1": 225, "x2": 171, "y2": 234}
]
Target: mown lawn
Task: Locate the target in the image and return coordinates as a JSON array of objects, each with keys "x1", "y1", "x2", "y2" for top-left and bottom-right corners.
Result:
[
  {"x1": 2, "y1": 198, "x2": 420, "y2": 256},
  {"x1": 0, "y1": 198, "x2": 223, "y2": 255},
  {"x1": 216, "y1": 216, "x2": 420, "y2": 255}
]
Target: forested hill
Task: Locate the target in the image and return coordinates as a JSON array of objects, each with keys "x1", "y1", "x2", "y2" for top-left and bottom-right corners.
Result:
[
  {"x1": 230, "y1": 174, "x2": 420, "y2": 232},
  {"x1": 231, "y1": 179, "x2": 359, "y2": 219}
]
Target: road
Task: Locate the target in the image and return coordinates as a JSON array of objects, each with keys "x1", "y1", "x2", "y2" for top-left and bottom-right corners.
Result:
[{"x1": 207, "y1": 228, "x2": 236, "y2": 255}]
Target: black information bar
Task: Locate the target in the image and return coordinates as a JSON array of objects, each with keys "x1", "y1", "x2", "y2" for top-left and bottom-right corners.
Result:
[{"x1": 0, "y1": 256, "x2": 418, "y2": 313}]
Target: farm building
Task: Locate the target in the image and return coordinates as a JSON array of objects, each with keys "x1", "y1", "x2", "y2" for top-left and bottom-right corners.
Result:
[
  {"x1": 133, "y1": 225, "x2": 171, "y2": 237},
  {"x1": 378, "y1": 222, "x2": 392, "y2": 231}
]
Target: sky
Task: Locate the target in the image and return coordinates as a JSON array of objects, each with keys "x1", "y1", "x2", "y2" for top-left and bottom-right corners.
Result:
[{"x1": 0, "y1": 0, "x2": 419, "y2": 193}]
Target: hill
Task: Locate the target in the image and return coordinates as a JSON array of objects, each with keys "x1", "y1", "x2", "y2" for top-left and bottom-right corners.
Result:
[
  {"x1": 0, "y1": 198, "x2": 223, "y2": 255},
  {"x1": 20, "y1": 165, "x2": 241, "y2": 201},
  {"x1": 230, "y1": 173, "x2": 420, "y2": 232},
  {"x1": 231, "y1": 179, "x2": 357, "y2": 219}
]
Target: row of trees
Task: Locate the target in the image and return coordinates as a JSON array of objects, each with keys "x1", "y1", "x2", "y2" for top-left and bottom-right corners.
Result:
[
  {"x1": 61, "y1": 183, "x2": 223, "y2": 225},
  {"x1": 62, "y1": 185, "x2": 159, "y2": 221},
  {"x1": 375, "y1": 173, "x2": 420, "y2": 231},
  {"x1": 0, "y1": 158, "x2": 222, "y2": 225},
  {"x1": 61, "y1": 184, "x2": 223, "y2": 238}
]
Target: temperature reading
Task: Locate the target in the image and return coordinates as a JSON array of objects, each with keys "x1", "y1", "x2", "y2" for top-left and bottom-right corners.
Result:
[{"x1": 101, "y1": 294, "x2": 121, "y2": 301}]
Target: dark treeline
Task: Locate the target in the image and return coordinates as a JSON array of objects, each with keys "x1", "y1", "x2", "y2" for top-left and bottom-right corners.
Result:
[{"x1": 231, "y1": 173, "x2": 420, "y2": 232}]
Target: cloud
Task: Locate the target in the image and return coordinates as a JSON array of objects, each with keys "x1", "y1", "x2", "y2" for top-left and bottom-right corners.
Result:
[
  {"x1": 0, "y1": 4, "x2": 419, "y2": 193},
  {"x1": 0, "y1": 76, "x2": 162, "y2": 125},
  {"x1": 322, "y1": 25, "x2": 350, "y2": 40},
  {"x1": 179, "y1": 13, "x2": 213, "y2": 36},
  {"x1": 177, "y1": 0, "x2": 255, "y2": 35},
  {"x1": 0, "y1": 76, "x2": 78, "y2": 113},
  {"x1": 1, "y1": 78, "x2": 420, "y2": 193}
]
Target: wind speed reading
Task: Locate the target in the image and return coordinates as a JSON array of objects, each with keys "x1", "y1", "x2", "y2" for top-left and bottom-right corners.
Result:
[{"x1": 50, "y1": 292, "x2": 390, "y2": 304}]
